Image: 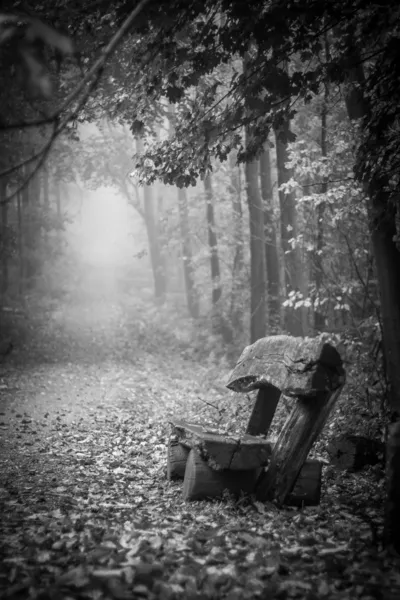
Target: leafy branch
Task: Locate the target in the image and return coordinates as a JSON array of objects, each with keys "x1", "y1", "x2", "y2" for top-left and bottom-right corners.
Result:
[{"x1": 0, "y1": 0, "x2": 152, "y2": 204}]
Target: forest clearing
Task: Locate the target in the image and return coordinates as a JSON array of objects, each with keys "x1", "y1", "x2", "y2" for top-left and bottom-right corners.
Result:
[
  {"x1": 0, "y1": 296, "x2": 398, "y2": 599},
  {"x1": 1, "y1": 1, "x2": 400, "y2": 598}
]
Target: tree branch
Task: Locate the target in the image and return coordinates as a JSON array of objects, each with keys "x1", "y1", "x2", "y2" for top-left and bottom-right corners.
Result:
[
  {"x1": 0, "y1": 0, "x2": 151, "y2": 132},
  {"x1": 0, "y1": 0, "x2": 152, "y2": 202}
]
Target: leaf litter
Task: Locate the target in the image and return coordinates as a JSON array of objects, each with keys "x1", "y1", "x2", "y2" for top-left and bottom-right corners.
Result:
[{"x1": 0, "y1": 300, "x2": 399, "y2": 600}]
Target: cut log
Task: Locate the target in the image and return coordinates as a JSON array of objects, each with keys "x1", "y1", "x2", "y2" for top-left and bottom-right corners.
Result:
[
  {"x1": 226, "y1": 334, "x2": 344, "y2": 397},
  {"x1": 327, "y1": 434, "x2": 385, "y2": 471},
  {"x1": 246, "y1": 386, "x2": 281, "y2": 437},
  {"x1": 182, "y1": 449, "x2": 322, "y2": 506},
  {"x1": 285, "y1": 459, "x2": 322, "y2": 507},
  {"x1": 256, "y1": 385, "x2": 345, "y2": 505},
  {"x1": 167, "y1": 441, "x2": 190, "y2": 479},
  {"x1": 182, "y1": 449, "x2": 261, "y2": 501},
  {"x1": 170, "y1": 420, "x2": 271, "y2": 470}
]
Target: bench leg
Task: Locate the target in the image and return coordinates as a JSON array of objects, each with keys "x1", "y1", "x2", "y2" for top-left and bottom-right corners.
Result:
[
  {"x1": 167, "y1": 440, "x2": 190, "y2": 480},
  {"x1": 182, "y1": 449, "x2": 260, "y2": 501}
]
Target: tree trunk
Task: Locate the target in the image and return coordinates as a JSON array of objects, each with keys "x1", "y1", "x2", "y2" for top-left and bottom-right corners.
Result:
[
  {"x1": 228, "y1": 152, "x2": 244, "y2": 336},
  {"x1": 343, "y1": 63, "x2": 400, "y2": 416},
  {"x1": 370, "y1": 183, "x2": 400, "y2": 553},
  {"x1": 156, "y1": 187, "x2": 168, "y2": 294},
  {"x1": 229, "y1": 151, "x2": 244, "y2": 275},
  {"x1": 54, "y1": 178, "x2": 62, "y2": 224},
  {"x1": 259, "y1": 141, "x2": 280, "y2": 330},
  {"x1": 0, "y1": 178, "x2": 8, "y2": 294},
  {"x1": 22, "y1": 168, "x2": 35, "y2": 285},
  {"x1": 42, "y1": 164, "x2": 49, "y2": 243},
  {"x1": 144, "y1": 184, "x2": 166, "y2": 303},
  {"x1": 274, "y1": 120, "x2": 303, "y2": 336},
  {"x1": 204, "y1": 173, "x2": 222, "y2": 305},
  {"x1": 204, "y1": 173, "x2": 231, "y2": 341},
  {"x1": 17, "y1": 191, "x2": 23, "y2": 295},
  {"x1": 344, "y1": 53, "x2": 400, "y2": 552},
  {"x1": 385, "y1": 422, "x2": 400, "y2": 553},
  {"x1": 313, "y1": 103, "x2": 328, "y2": 332},
  {"x1": 168, "y1": 104, "x2": 199, "y2": 318},
  {"x1": 136, "y1": 139, "x2": 166, "y2": 303},
  {"x1": 177, "y1": 187, "x2": 200, "y2": 319},
  {"x1": 314, "y1": 40, "x2": 329, "y2": 333},
  {"x1": 245, "y1": 135, "x2": 267, "y2": 343}
]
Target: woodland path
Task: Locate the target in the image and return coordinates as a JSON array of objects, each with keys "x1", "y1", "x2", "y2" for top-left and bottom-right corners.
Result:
[{"x1": 0, "y1": 298, "x2": 399, "y2": 599}]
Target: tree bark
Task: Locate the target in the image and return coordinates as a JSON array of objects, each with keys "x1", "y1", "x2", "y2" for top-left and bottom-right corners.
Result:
[
  {"x1": 0, "y1": 178, "x2": 8, "y2": 294},
  {"x1": 17, "y1": 191, "x2": 23, "y2": 295},
  {"x1": 136, "y1": 139, "x2": 166, "y2": 303},
  {"x1": 22, "y1": 166, "x2": 35, "y2": 284},
  {"x1": 229, "y1": 151, "x2": 244, "y2": 276},
  {"x1": 259, "y1": 141, "x2": 281, "y2": 330},
  {"x1": 204, "y1": 173, "x2": 222, "y2": 306},
  {"x1": 156, "y1": 187, "x2": 168, "y2": 294},
  {"x1": 177, "y1": 187, "x2": 200, "y2": 318},
  {"x1": 144, "y1": 183, "x2": 166, "y2": 303},
  {"x1": 312, "y1": 101, "x2": 328, "y2": 332},
  {"x1": 314, "y1": 38, "x2": 330, "y2": 333},
  {"x1": 343, "y1": 63, "x2": 400, "y2": 417},
  {"x1": 245, "y1": 147, "x2": 267, "y2": 343},
  {"x1": 385, "y1": 422, "x2": 400, "y2": 553},
  {"x1": 274, "y1": 120, "x2": 303, "y2": 336},
  {"x1": 42, "y1": 164, "x2": 50, "y2": 243},
  {"x1": 54, "y1": 178, "x2": 62, "y2": 223},
  {"x1": 244, "y1": 53, "x2": 267, "y2": 343},
  {"x1": 168, "y1": 104, "x2": 199, "y2": 318},
  {"x1": 343, "y1": 51, "x2": 400, "y2": 552},
  {"x1": 228, "y1": 152, "x2": 244, "y2": 336}
]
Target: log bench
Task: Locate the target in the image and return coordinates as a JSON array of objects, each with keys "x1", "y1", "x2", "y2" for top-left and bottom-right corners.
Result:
[
  {"x1": 167, "y1": 421, "x2": 323, "y2": 505},
  {"x1": 167, "y1": 334, "x2": 345, "y2": 507}
]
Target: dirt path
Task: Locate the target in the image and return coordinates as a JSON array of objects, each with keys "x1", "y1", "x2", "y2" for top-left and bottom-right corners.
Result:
[{"x1": 1, "y1": 300, "x2": 399, "y2": 599}]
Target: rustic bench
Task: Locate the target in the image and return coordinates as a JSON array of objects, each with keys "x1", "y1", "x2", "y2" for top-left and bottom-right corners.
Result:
[{"x1": 167, "y1": 334, "x2": 345, "y2": 507}]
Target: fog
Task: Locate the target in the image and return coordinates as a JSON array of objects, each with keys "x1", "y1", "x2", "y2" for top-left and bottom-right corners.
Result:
[{"x1": 58, "y1": 181, "x2": 151, "y2": 311}]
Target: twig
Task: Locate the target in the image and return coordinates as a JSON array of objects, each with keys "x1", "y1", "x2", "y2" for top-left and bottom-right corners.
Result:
[
  {"x1": 197, "y1": 395, "x2": 223, "y2": 414},
  {"x1": 1, "y1": 72, "x2": 101, "y2": 204}
]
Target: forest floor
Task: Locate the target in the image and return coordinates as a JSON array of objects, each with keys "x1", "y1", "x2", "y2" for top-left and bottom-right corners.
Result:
[{"x1": 0, "y1": 296, "x2": 399, "y2": 600}]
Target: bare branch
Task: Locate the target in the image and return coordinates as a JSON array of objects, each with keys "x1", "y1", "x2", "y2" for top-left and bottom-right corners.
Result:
[
  {"x1": 0, "y1": 0, "x2": 152, "y2": 185},
  {"x1": 4, "y1": 0, "x2": 151, "y2": 131}
]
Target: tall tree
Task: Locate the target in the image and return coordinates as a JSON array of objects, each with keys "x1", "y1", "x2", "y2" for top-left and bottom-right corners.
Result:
[
  {"x1": 16, "y1": 190, "x2": 23, "y2": 295},
  {"x1": 21, "y1": 166, "x2": 35, "y2": 285},
  {"x1": 136, "y1": 138, "x2": 166, "y2": 303},
  {"x1": 259, "y1": 142, "x2": 281, "y2": 330},
  {"x1": 168, "y1": 104, "x2": 200, "y2": 318},
  {"x1": 177, "y1": 187, "x2": 200, "y2": 319},
  {"x1": 342, "y1": 50, "x2": 400, "y2": 552},
  {"x1": 227, "y1": 152, "x2": 245, "y2": 337},
  {"x1": 41, "y1": 164, "x2": 50, "y2": 244},
  {"x1": 274, "y1": 117, "x2": 303, "y2": 336},
  {"x1": 313, "y1": 36, "x2": 330, "y2": 333},
  {"x1": 229, "y1": 151, "x2": 244, "y2": 278},
  {"x1": 0, "y1": 177, "x2": 8, "y2": 294},
  {"x1": 245, "y1": 130, "x2": 267, "y2": 343},
  {"x1": 203, "y1": 173, "x2": 222, "y2": 306}
]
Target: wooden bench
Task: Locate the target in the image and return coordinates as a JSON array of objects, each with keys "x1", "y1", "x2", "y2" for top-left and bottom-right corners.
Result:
[{"x1": 167, "y1": 334, "x2": 345, "y2": 506}]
